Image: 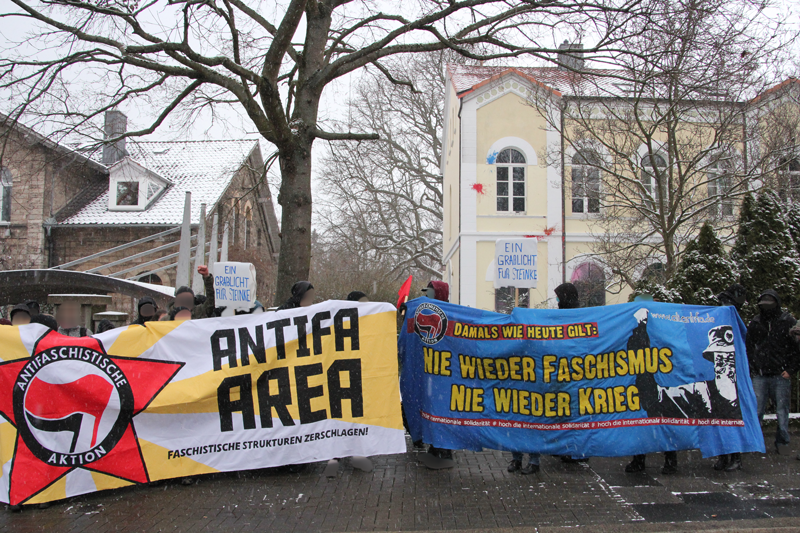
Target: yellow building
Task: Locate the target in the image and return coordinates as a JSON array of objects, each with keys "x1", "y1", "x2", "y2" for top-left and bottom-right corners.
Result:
[{"x1": 441, "y1": 65, "x2": 799, "y2": 312}]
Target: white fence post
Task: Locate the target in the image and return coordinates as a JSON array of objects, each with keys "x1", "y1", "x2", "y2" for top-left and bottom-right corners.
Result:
[{"x1": 175, "y1": 191, "x2": 192, "y2": 289}]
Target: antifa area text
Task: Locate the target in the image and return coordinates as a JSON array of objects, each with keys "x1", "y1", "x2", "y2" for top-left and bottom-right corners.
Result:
[
  {"x1": 209, "y1": 307, "x2": 365, "y2": 433},
  {"x1": 422, "y1": 320, "x2": 674, "y2": 419}
]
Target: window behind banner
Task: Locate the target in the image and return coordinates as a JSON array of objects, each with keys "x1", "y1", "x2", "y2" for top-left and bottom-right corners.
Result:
[
  {"x1": 572, "y1": 150, "x2": 601, "y2": 214},
  {"x1": 707, "y1": 156, "x2": 734, "y2": 217},
  {"x1": 641, "y1": 154, "x2": 666, "y2": 207},
  {"x1": 496, "y1": 148, "x2": 526, "y2": 213},
  {"x1": 495, "y1": 287, "x2": 529, "y2": 314},
  {"x1": 0, "y1": 167, "x2": 11, "y2": 223},
  {"x1": 641, "y1": 262, "x2": 666, "y2": 284},
  {"x1": 778, "y1": 157, "x2": 800, "y2": 201},
  {"x1": 571, "y1": 262, "x2": 606, "y2": 307}
]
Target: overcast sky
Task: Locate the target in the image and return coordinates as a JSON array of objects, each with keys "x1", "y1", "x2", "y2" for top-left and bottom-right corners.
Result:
[{"x1": 1, "y1": 0, "x2": 798, "y2": 221}]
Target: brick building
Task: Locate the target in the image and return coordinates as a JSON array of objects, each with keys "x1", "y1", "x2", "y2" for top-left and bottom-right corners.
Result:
[{"x1": 0, "y1": 111, "x2": 280, "y2": 315}]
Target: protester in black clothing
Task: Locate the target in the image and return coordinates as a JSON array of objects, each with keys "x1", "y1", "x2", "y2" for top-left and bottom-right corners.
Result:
[
  {"x1": 746, "y1": 289, "x2": 798, "y2": 454},
  {"x1": 417, "y1": 280, "x2": 456, "y2": 469},
  {"x1": 134, "y1": 296, "x2": 159, "y2": 325},
  {"x1": 554, "y1": 282, "x2": 580, "y2": 310},
  {"x1": 10, "y1": 304, "x2": 31, "y2": 326},
  {"x1": 96, "y1": 320, "x2": 116, "y2": 333},
  {"x1": 170, "y1": 306, "x2": 193, "y2": 321},
  {"x1": 31, "y1": 313, "x2": 58, "y2": 331},
  {"x1": 347, "y1": 291, "x2": 368, "y2": 302},
  {"x1": 555, "y1": 283, "x2": 587, "y2": 464},
  {"x1": 171, "y1": 265, "x2": 216, "y2": 319},
  {"x1": 624, "y1": 307, "x2": 679, "y2": 475},
  {"x1": 278, "y1": 281, "x2": 315, "y2": 310},
  {"x1": 24, "y1": 300, "x2": 40, "y2": 317},
  {"x1": 713, "y1": 283, "x2": 747, "y2": 472}
]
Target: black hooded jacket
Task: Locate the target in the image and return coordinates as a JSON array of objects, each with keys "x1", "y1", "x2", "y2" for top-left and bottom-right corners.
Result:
[
  {"x1": 134, "y1": 296, "x2": 158, "y2": 325},
  {"x1": 746, "y1": 289, "x2": 799, "y2": 376},
  {"x1": 555, "y1": 283, "x2": 580, "y2": 310},
  {"x1": 278, "y1": 281, "x2": 314, "y2": 311}
]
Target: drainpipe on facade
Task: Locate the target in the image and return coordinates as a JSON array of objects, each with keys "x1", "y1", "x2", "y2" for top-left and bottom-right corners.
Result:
[
  {"x1": 560, "y1": 103, "x2": 566, "y2": 284},
  {"x1": 43, "y1": 217, "x2": 56, "y2": 268}
]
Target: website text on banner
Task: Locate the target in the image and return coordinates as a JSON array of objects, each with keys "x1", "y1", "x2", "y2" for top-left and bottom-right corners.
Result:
[
  {"x1": 0, "y1": 301, "x2": 405, "y2": 506},
  {"x1": 399, "y1": 299, "x2": 764, "y2": 459}
]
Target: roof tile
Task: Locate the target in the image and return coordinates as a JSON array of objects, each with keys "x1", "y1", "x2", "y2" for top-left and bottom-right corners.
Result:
[{"x1": 57, "y1": 139, "x2": 258, "y2": 226}]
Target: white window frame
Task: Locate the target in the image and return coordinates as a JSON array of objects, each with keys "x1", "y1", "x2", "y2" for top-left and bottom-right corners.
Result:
[
  {"x1": 0, "y1": 167, "x2": 12, "y2": 224},
  {"x1": 641, "y1": 153, "x2": 666, "y2": 207},
  {"x1": 706, "y1": 156, "x2": 734, "y2": 218},
  {"x1": 571, "y1": 150, "x2": 601, "y2": 214},
  {"x1": 778, "y1": 157, "x2": 800, "y2": 201},
  {"x1": 496, "y1": 148, "x2": 526, "y2": 214},
  {"x1": 107, "y1": 158, "x2": 169, "y2": 212}
]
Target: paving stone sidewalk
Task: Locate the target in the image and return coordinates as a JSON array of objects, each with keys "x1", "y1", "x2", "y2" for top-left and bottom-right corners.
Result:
[{"x1": 2, "y1": 431, "x2": 800, "y2": 532}]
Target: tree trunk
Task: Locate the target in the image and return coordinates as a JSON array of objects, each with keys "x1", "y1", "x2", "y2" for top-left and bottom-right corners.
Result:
[{"x1": 274, "y1": 140, "x2": 314, "y2": 306}]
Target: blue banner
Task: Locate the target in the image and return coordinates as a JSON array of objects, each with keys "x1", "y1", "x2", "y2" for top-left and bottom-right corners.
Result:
[{"x1": 399, "y1": 299, "x2": 765, "y2": 458}]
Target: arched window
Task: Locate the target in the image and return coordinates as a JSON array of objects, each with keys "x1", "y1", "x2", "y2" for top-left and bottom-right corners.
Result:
[
  {"x1": 707, "y1": 155, "x2": 734, "y2": 217},
  {"x1": 641, "y1": 154, "x2": 666, "y2": 205},
  {"x1": 137, "y1": 273, "x2": 163, "y2": 285},
  {"x1": 572, "y1": 150, "x2": 601, "y2": 214},
  {"x1": 778, "y1": 157, "x2": 800, "y2": 201},
  {"x1": 1, "y1": 167, "x2": 12, "y2": 223},
  {"x1": 641, "y1": 262, "x2": 666, "y2": 284},
  {"x1": 244, "y1": 207, "x2": 252, "y2": 250},
  {"x1": 571, "y1": 262, "x2": 606, "y2": 307},
  {"x1": 496, "y1": 148, "x2": 526, "y2": 213}
]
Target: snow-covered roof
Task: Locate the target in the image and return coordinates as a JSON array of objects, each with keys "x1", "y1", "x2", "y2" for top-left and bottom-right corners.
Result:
[
  {"x1": 57, "y1": 139, "x2": 259, "y2": 225},
  {"x1": 448, "y1": 65, "x2": 631, "y2": 99}
]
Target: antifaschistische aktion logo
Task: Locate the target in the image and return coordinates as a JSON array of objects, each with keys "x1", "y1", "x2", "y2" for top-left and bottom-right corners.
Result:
[
  {"x1": 414, "y1": 303, "x2": 448, "y2": 345},
  {"x1": 0, "y1": 330, "x2": 183, "y2": 506}
]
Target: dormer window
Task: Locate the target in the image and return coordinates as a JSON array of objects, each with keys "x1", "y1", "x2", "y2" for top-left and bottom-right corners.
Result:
[
  {"x1": 107, "y1": 157, "x2": 170, "y2": 211},
  {"x1": 116, "y1": 181, "x2": 139, "y2": 206}
]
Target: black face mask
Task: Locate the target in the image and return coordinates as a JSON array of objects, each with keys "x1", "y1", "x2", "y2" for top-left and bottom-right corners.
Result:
[{"x1": 758, "y1": 301, "x2": 778, "y2": 313}]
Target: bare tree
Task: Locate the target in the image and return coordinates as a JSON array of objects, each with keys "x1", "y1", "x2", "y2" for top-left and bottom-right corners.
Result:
[
  {"x1": 318, "y1": 51, "x2": 456, "y2": 278},
  {"x1": 750, "y1": 78, "x2": 800, "y2": 200},
  {"x1": 1, "y1": 0, "x2": 676, "y2": 303},
  {"x1": 308, "y1": 230, "x2": 429, "y2": 304},
  {"x1": 528, "y1": 0, "x2": 793, "y2": 291}
]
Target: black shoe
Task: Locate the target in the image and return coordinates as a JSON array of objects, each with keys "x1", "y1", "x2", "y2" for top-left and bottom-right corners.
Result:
[
  {"x1": 7, "y1": 505, "x2": 21, "y2": 512},
  {"x1": 430, "y1": 447, "x2": 453, "y2": 460},
  {"x1": 661, "y1": 462, "x2": 678, "y2": 475},
  {"x1": 507, "y1": 459, "x2": 522, "y2": 473},
  {"x1": 561, "y1": 455, "x2": 587, "y2": 463},
  {"x1": 625, "y1": 459, "x2": 645, "y2": 473},
  {"x1": 713, "y1": 455, "x2": 729, "y2": 471},
  {"x1": 520, "y1": 463, "x2": 540, "y2": 475},
  {"x1": 725, "y1": 454, "x2": 742, "y2": 471},
  {"x1": 519, "y1": 463, "x2": 539, "y2": 475},
  {"x1": 37, "y1": 502, "x2": 50, "y2": 509}
]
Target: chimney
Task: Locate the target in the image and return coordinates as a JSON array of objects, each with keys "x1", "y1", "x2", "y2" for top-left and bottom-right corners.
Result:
[
  {"x1": 102, "y1": 109, "x2": 127, "y2": 166},
  {"x1": 557, "y1": 40, "x2": 584, "y2": 72}
]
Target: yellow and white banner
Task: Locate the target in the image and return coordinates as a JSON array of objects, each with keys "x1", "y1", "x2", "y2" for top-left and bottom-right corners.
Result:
[{"x1": 0, "y1": 301, "x2": 405, "y2": 505}]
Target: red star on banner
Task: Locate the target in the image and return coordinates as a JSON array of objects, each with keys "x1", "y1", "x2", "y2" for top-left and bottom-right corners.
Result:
[{"x1": 0, "y1": 330, "x2": 182, "y2": 505}]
